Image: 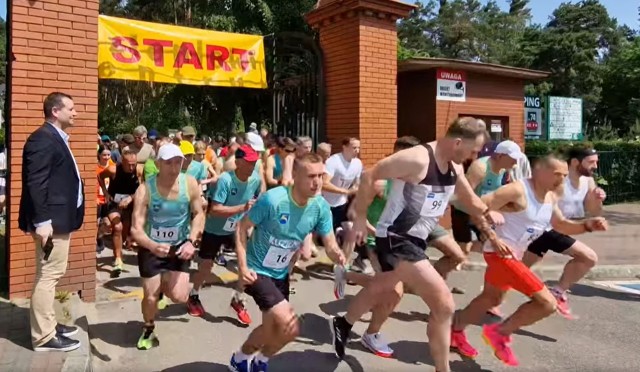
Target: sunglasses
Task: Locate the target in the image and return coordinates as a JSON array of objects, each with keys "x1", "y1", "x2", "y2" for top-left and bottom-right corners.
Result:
[{"x1": 284, "y1": 148, "x2": 295, "y2": 153}]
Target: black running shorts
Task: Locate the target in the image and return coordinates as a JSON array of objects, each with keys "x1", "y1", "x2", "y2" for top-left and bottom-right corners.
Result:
[
  {"x1": 244, "y1": 274, "x2": 290, "y2": 312},
  {"x1": 198, "y1": 232, "x2": 235, "y2": 260},
  {"x1": 375, "y1": 234, "x2": 428, "y2": 272},
  {"x1": 526, "y1": 229, "x2": 576, "y2": 257},
  {"x1": 137, "y1": 248, "x2": 190, "y2": 279}
]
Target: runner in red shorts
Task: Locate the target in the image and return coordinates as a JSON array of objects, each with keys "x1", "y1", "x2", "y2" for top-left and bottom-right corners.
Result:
[{"x1": 450, "y1": 154, "x2": 608, "y2": 367}]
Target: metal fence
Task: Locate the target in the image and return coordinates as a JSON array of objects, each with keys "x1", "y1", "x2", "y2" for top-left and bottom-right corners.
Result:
[{"x1": 528, "y1": 151, "x2": 640, "y2": 205}]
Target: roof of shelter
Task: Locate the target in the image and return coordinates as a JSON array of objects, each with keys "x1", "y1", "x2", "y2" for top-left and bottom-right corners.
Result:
[{"x1": 399, "y1": 57, "x2": 549, "y2": 80}]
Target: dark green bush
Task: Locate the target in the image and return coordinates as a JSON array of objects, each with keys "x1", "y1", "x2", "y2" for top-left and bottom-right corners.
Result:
[{"x1": 525, "y1": 140, "x2": 640, "y2": 204}]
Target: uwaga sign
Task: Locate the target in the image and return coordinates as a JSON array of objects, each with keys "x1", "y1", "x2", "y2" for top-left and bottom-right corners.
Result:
[
  {"x1": 436, "y1": 69, "x2": 466, "y2": 102},
  {"x1": 98, "y1": 15, "x2": 267, "y2": 89}
]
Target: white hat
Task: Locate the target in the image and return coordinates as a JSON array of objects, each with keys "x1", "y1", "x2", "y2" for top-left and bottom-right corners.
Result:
[
  {"x1": 157, "y1": 144, "x2": 184, "y2": 160},
  {"x1": 494, "y1": 140, "x2": 524, "y2": 160},
  {"x1": 245, "y1": 132, "x2": 265, "y2": 152}
]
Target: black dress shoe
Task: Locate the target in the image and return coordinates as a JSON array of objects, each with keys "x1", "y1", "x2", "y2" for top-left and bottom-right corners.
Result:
[
  {"x1": 34, "y1": 335, "x2": 80, "y2": 352},
  {"x1": 56, "y1": 323, "x2": 79, "y2": 338}
]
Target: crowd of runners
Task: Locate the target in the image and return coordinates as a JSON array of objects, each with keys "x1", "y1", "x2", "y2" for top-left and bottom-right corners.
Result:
[{"x1": 94, "y1": 117, "x2": 608, "y2": 372}]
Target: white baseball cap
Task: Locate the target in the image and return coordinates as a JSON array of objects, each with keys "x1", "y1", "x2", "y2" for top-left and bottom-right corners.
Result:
[
  {"x1": 245, "y1": 132, "x2": 265, "y2": 152},
  {"x1": 494, "y1": 140, "x2": 524, "y2": 160},
  {"x1": 157, "y1": 143, "x2": 185, "y2": 160}
]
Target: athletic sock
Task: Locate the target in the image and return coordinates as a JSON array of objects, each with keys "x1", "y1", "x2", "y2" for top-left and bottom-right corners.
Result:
[
  {"x1": 234, "y1": 351, "x2": 252, "y2": 362},
  {"x1": 551, "y1": 286, "x2": 565, "y2": 296},
  {"x1": 255, "y1": 353, "x2": 269, "y2": 363}
]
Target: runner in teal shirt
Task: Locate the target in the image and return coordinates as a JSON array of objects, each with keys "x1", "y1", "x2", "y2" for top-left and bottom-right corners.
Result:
[
  {"x1": 246, "y1": 186, "x2": 332, "y2": 279},
  {"x1": 205, "y1": 170, "x2": 261, "y2": 235},
  {"x1": 187, "y1": 145, "x2": 263, "y2": 319},
  {"x1": 229, "y1": 154, "x2": 345, "y2": 372}
]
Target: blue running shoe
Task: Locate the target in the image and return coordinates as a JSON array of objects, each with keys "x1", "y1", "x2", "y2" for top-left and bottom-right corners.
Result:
[
  {"x1": 228, "y1": 354, "x2": 251, "y2": 372},
  {"x1": 251, "y1": 358, "x2": 268, "y2": 372}
]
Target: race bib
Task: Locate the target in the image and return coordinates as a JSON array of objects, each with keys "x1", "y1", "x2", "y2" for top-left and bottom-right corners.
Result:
[
  {"x1": 113, "y1": 193, "x2": 129, "y2": 203},
  {"x1": 151, "y1": 226, "x2": 179, "y2": 243},
  {"x1": 519, "y1": 226, "x2": 544, "y2": 245},
  {"x1": 262, "y1": 246, "x2": 296, "y2": 269},
  {"x1": 420, "y1": 192, "x2": 448, "y2": 217},
  {"x1": 223, "y1": 218, "x2": 238, "y2": 232}
]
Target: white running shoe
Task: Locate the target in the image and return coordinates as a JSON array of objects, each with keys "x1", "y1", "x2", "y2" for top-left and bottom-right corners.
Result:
[
  {"x1": 361, "y1": 332, "x2": 394, "y2": 358},
  {"x1": 333, "y1": 265, "x2": 347, "y2": 300}
]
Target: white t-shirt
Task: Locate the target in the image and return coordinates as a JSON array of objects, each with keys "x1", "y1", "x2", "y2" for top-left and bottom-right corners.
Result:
[{"x1": 323, "y1": 153, "x2": 363, "y2": 207}]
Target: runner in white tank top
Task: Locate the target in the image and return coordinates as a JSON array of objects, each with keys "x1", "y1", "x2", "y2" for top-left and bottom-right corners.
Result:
[
  {"x1": 451, "y1": 154, "x2": 608, "y2": 367},
  {"x1": 523, "y1": 146, "x2": 606, "y2": 320}
]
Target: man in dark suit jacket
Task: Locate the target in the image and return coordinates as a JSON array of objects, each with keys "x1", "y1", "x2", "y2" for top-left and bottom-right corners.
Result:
[{"x1": 19, "y1": 92, "x2": 85, "y2": 352}]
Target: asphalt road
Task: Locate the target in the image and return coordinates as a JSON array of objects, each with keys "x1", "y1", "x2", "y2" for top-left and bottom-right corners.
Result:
[{"x1": 89, "y1": 250, "x2": 640, "y2": 372}]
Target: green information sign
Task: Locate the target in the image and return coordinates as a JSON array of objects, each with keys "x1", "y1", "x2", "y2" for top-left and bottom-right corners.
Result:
[{"x1": 546, "y1": 96, "x2": 583, "y2": 140}]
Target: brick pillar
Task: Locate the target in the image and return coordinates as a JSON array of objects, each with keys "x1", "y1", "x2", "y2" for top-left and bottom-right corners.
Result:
[
  {"x1": 7, "y1": 0, "x2": 99, "y2": 301},
  {"x1": 306, "y1": 0, "x2": 414, "y2": 167}
]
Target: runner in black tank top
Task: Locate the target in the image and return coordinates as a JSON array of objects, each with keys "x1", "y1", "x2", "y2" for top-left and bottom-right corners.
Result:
[
  {"x1": 329, "y1": 117, "x2": 513, "y2": 372},
  {"x1": 99, "y1": 151, "x2": 140, "y2": 275}
]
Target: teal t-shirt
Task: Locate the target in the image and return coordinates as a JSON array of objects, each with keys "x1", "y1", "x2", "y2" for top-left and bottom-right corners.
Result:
[
  {"x1": 474, "y1": 156, "x2": 506, "y2": 196},
  {"x1": 205, "y1": 170, "x2": 261, "y2": 235},
  {"x1": 246, "y1": 186, "x2": 332, "y2": 279},
  {"x1": 183, "y1": 161, "x2": 207, "y2": 182}
]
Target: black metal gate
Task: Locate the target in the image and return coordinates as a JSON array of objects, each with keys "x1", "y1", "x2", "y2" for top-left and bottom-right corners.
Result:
[{"x1": 264, "y1": 32, "x2": 325, "y2": 147}]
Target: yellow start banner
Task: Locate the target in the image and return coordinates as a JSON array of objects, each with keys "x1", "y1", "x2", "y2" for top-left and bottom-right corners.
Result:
[{"x1": 98, "y1": 15, "x2": 267, "y2": 89}]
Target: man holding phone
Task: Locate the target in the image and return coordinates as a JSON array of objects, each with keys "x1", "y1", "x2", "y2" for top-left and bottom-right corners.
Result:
[
  {"x1": 130, "y1": 143, "x2": 205, "y2": 350},
  {"x1": 19, "y1": 92, "x2": 85, "y2": 352}
]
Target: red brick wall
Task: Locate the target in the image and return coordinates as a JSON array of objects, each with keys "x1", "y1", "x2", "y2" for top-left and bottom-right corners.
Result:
[
  {"x1": 317, "y1": 15, "x2": 360, "y2": 151},
  {"x1": 358, "y1": 17, "x2": 398, "y2": 167},
  {"x1": 8, "y1": 0, "x2": 99, "y2": 301},
  {"x1": 308, "y1": 1, "x2": 412, "y2": 168},
  {"x1": 435, "y1": 72, "x2": 525, "y2": 149}
]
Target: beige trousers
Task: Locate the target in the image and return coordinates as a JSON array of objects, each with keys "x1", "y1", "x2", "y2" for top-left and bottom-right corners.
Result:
[{"x1": 30, "y1": 234, "x2": 71, "y2": 348}]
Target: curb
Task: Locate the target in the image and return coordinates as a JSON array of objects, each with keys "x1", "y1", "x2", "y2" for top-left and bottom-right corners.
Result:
[{"x1": 61, "y1": 295, "x2": 92, "y2": 372}]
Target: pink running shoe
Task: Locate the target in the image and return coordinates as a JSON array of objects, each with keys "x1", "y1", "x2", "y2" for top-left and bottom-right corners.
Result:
[
  {"x1": 450, "y1": 329, "x2": 478, "y2": 358},
  {"x1": 481, "y1": 324, "x2": 519, "y2": 366},
  {"x1": 553, "y1": 291, "x2": 576, "y2": 320}
]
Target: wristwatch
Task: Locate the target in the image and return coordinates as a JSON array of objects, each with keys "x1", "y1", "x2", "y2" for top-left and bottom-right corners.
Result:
[{"x1": 186, "y1": 238, "x2": 201, "y2": 248}]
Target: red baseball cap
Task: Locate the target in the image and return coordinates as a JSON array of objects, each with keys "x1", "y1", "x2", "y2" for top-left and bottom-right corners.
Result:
[{"x1": 235, "y1": 144, "x2": 259, "y2": 162}]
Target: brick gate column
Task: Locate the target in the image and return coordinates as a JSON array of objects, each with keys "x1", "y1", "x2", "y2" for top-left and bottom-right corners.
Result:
[
  {"x1": 7, "y1": 0, "x2": 99, "y2": 300},
  {"x1": 306, "y1": 0, "x2": 414, "y2": 167}
]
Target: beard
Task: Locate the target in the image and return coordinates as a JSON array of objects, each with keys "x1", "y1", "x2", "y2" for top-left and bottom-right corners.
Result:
[{"x1": 577, "y1": 164, "x2": 595, "y2": 177}]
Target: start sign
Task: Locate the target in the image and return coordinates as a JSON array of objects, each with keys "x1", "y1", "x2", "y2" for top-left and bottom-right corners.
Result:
[{"x1": 98, "y1": 15, "x2": 267, "y2": 89}]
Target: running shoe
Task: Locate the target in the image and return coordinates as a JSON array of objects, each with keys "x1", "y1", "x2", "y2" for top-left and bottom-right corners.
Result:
[
  {"x1": 230, "y1": 297, "x2": 252, "y2": 325},
  {"x1": 361, "y1": 332, "x2": 394, "y2": 358},
  {"x1": 229, "y1": 354, "x2": 251, "y2": 372},
  {"x1": 553, "y1": 291, "x2": 575, "y2": 320},
  {"x1": 187, "y1": 294, "x2": 205, "y2": 317},
  {"x1": 136, "y1": 326, "x2": 158, "y2": 350},
  {"x1": 329, "y1": 316, "x2": 350, "y2": 360},
  {"x1": 157, "y1": 293, "x2": 167, "y2": 310},
  {"x1": 450, "y1": 329, "x2": 478, "y2": 358},
  {"x1": 481, "y1": 323, "x2": 519, "y2": 366},
  {"x1": 251, "y1": 358, "x2": 269, "y2": 372},
  {"x1": 216, "y1": 253, "x2": 228, "y2": 266},
  {"x1": 333, "y1": 265, "x2": 347, "y2": 300}
]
